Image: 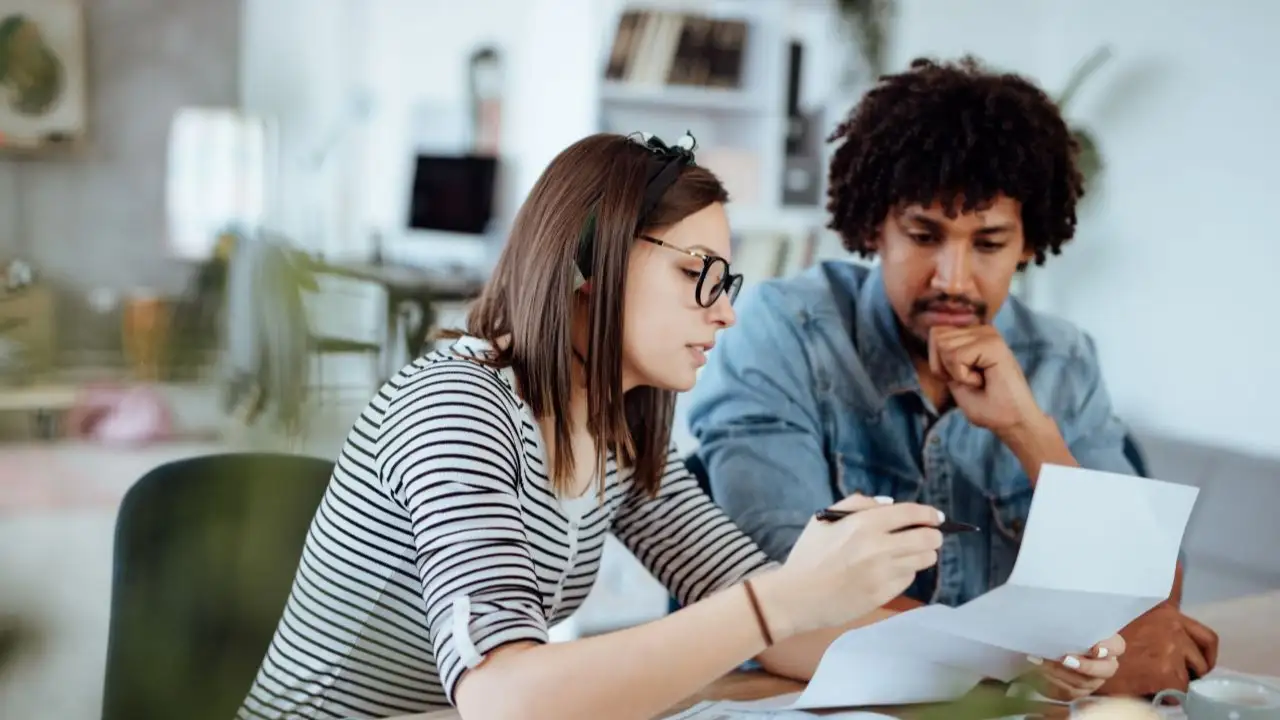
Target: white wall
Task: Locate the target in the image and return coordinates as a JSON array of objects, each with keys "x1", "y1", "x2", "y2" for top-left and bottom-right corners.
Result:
[
  {"x1": 241, "y1": 0, "x2": 369, "y2": 257},
  {"x1": 892, "y1": 0, "x2": 1280, "y2": 459},
  {"x1": 358, "y1": 0, "x2": 523, "y2": 261},
  {"x1": 241, "y1": 0, "x2": 596, "y2": 261},
  {"x1": 241, "y1": 0, "x2": 1280, "y2": 456},
  {"x1": 239, "y1": 0, "x2": 607, "y2": 380},
  {"x1": 356, "y1": 0, "x2": 606, "y2": 269}
]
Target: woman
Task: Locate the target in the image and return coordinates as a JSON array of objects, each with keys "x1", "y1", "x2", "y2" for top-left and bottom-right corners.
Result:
[{"x1": 239, "y1": 132, "x2": 1120, "y2": 720}]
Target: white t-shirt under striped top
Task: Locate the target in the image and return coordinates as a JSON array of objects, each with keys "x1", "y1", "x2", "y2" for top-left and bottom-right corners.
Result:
[{"x1": 237, "y1": 336, "x2": 777, "y2": 719}]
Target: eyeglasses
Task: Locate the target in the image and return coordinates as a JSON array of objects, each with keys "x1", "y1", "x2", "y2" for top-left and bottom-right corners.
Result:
[{"x1": 638, "y1": 234, "x2": 743, "y2": 308}]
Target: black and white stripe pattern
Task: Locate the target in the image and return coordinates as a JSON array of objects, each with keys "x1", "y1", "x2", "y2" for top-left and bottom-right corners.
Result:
[{"x1": 238, "y1": 337, "x2": 776, "y2": 718}]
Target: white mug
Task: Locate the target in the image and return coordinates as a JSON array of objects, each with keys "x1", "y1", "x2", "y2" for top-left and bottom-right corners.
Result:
[{"x1": 1152, "y1": 677, "x2": 1280, "y2": 719}]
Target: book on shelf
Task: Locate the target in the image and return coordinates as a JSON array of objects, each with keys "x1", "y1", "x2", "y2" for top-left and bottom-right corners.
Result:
[
  {"x1": 731, "y1": 227, "x2": 832, "y2": 283},
  {"x1": 604, "y1": 8, "x2": 748, "y2": 89}
]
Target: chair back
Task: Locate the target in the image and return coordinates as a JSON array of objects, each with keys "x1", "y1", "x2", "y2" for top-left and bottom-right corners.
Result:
[
  {"x1": 1123, "y1": 433, "x2": 1151, "y2": 478},
  {"x1": 683, "y1": 452, "x2": 714, "y2": 500},
  {"x1": 100, "y1": 453, "x2": 332, "y2": 720}
]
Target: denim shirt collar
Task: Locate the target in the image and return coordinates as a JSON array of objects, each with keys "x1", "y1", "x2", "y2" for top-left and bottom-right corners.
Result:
[{"x1": 852, "y1": 265, "x2": 1019, "y2": 402}]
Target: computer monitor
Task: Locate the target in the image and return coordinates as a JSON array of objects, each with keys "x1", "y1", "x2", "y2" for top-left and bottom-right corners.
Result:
[{"x1": 405, "y1": 154, "x2": 499, "y2": 235}]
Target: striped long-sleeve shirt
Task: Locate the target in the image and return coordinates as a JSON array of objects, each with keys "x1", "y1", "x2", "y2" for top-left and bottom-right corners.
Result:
[{"x1": 237, "y1": 336, "x2": 777, "y2": 719}]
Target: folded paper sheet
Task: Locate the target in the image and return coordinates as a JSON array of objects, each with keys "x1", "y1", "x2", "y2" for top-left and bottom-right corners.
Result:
[{"x1": 737, "y1": 465, "x2": 1200, "y2": 712}]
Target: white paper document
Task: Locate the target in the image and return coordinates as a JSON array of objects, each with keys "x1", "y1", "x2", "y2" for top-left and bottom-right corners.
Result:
[{"x1": 748, "y1": 465, "x2": 1200, "y2": 713}]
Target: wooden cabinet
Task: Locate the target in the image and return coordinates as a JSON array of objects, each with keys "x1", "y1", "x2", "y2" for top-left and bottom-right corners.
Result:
[{"x1": 0, "y1": 285, "x2": 57, "y2": 378}]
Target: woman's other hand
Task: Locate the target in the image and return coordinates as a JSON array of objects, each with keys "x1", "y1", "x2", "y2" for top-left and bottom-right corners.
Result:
[{"x1": 1028, "y1": 634, "x2": 1127, "y2": 701}]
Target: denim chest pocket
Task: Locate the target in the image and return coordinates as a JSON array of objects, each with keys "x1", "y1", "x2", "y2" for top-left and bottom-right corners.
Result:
[
  {"x1": 820, "y1": 394, "x2": 923, "y2": 501},
  {"x1": 833, "y1": 434, "x2": 922, "y2": 501}
]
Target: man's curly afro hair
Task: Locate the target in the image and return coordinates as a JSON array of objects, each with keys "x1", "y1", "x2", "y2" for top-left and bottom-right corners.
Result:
[{"x1": 826, "y1": 55, "x2": 1084, "y2": 267}]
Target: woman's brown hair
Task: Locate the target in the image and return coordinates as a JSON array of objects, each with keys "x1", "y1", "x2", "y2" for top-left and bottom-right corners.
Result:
[{"x1": 447, "y1": 132, "x2": 729, "y2": 498}]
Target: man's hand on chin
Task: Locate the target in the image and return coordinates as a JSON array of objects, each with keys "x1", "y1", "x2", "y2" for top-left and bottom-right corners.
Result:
[
  {"x1": 928, "y1": 326, "x2": 1076, "y2": 480},
  {"x1": 928, "y1": 326, "x2": 1042, "y2": 433},
  {"x1": 1098, "y1": 602, "x2": 1220, "y2": 698}
]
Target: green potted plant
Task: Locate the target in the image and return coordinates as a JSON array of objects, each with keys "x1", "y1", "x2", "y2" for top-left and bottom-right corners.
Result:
[
  {"x1": 835, "y1": 0, "x2": 895, "y2": 85},
  {"x1": 1055, "y1": 45, "x2": 1113, "y2": 195},
  {"x1": 0, "y1": 616, "x2": 35, "y2": 679},
  {"x1": 1016, "y1": 45, "x2": 1114, "y2": 301}
]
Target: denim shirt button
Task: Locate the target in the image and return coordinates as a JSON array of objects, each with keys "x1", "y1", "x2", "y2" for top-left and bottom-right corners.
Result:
[
  {"x1": 1010, "y1": 518, "x2": 1025, "y2": 533},
  {"x1": 930, "y1": 436, "x2": 941, "y2": 446}
]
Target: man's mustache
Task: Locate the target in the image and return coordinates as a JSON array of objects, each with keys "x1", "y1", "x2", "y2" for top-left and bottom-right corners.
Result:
[{"x1": 910, "y1": 293, "x2": 989, "y2": 320}]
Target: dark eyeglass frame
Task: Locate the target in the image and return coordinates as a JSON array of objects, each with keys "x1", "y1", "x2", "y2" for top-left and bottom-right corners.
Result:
[{"x1": 638, "y1": 234, "x2": 743, "y2": 308}]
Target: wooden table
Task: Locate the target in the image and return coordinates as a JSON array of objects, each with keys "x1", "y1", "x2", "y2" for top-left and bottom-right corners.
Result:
[
  {"x1": 0, "y1": 382, "x2": 78, "y2": 439},
  {"x1": 397, "y1": 672, "x2": 1045, "y2": 720},
  {"x1": 392, "y1": 591, "x2": 1280, "y2": 719},
  {"x1": 320, "y1": 261, "x2": 486, "y2": 301},
  {"x1": 392, "y1": 672, "x2": 802, "y2": 719},
  {"x1": 1185, "y1": 589, "x2": 1280, "y2": 676}
]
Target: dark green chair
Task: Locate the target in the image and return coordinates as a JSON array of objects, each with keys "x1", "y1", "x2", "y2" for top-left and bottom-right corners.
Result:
[
  {"x1": 683, "y1": 452, "x2": 713, "y2": 500},
  {"x1": 1123, "y1": 432, "x2": 1151, "y2": 478},
  {"x1": 100, "y1": 453, "x2": 332, "y2": 720}
]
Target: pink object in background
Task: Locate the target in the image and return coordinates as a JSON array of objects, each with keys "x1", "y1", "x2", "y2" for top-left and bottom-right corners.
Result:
[{"x1": 66, "y1": 385, "x2": 174, "y2": 446}]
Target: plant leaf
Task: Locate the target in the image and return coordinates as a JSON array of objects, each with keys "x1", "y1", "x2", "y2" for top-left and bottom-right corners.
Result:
[
  {"x1": 1074, "y1": 127, "x2": 1102, "y2": 190},
  {"x1": 1057, "y1": 45, "x2": 1113, "y2": 111}
]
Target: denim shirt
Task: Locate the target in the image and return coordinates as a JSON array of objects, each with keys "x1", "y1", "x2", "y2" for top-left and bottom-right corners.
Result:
[{"x1": 685, "y1": 261, "x2": 1136, "y2": 607}]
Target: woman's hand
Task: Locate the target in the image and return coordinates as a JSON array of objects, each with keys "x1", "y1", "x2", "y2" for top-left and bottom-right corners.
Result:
[
  {"x1": 751, "y1": 494, "x2": 943, "y2": 638},
  {"x1": 1027, "y1": 634, "x2": 1127, "y2": 701}
]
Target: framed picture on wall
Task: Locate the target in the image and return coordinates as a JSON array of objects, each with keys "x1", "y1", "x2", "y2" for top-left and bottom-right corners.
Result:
[{"x1": 0, "y1": 0, "x2": 87, "y2": 155}]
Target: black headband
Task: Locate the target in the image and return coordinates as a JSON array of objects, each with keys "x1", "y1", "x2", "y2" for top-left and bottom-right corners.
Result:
[{"x1": 573, "y1": 131, "x2": 698, "y2": 289}]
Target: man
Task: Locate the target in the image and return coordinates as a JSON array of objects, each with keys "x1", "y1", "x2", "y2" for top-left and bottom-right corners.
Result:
[{"x1": 686, "y1": 56, "x2": 1218, "y2": 697}]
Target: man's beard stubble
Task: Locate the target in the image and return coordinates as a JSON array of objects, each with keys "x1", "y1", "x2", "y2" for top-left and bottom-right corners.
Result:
[{"x1": 898, "y1": 291, "x2": 990, "y2": 360}]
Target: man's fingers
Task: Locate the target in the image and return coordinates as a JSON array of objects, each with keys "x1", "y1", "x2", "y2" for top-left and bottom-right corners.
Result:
[
  {"x1": 943, "y1": 357, "x2": 983, "y2": 388},
  {"x1": 928, "y1": 329, "x2": 943, "y2": 377},
  {"x1": 932, "y1": 331, "x2": 987, "y2": 387},
  {"x1": 1182, "y1": 615, "x2": 1220, "y2": 669},
  {"x1": 1185, "y1": 636, "x2": 1211, "y2": 680}
]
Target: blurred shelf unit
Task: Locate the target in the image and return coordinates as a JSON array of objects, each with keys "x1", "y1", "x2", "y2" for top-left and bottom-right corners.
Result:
[
  {"x1": 598, "y1": 82, "x2": 762, "y2": 114},
  {"x1": 602, "y1": 6, "x2": 752, "y2": 97},
  {"x1": 596, "y1": 0, "x2": 831, "y2": 246}
]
